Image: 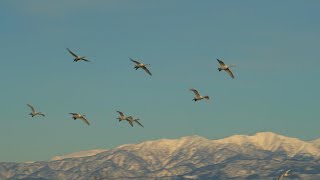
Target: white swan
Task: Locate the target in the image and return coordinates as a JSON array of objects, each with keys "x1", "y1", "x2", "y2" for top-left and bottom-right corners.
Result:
[
  {"x1": 67, "y1": 48, "x2": 90, "y2": 62},
  {"x1": 27, "y1": 104, "x2": 45, "y2": 117},
  {"x1": 130, "y1": 58, "x2": 152, "y2": 76},
  {"x1": 190, "y1": 88, "x2": 209, "y2": 102},
  {"x1": 217, "y1": 59, "x2": 235, "y2": 79},
  {"x1": 69, "y1": 113, "x2": 90, "y2": 125}
]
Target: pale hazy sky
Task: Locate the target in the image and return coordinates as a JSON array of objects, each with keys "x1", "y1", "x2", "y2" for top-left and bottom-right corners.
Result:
[{"x1": 0, "y1": 0, "x2": 319, "y2": 162}]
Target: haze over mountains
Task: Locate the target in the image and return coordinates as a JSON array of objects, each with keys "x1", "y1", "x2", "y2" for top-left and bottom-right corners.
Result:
[{"x1": 1, "y1": 132, "x2": 320, "y2": 180}]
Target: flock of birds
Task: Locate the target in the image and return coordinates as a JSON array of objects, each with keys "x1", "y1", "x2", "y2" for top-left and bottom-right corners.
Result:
[
  {"x1": 25, "y1": 48, "x2": 293, "y2": 179},
  {"x1": 26, "y1": 48, "x2": 236, "y2": 127}
]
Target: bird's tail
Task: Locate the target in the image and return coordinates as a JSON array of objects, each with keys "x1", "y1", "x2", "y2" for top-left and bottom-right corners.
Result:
[{"x1": 204, "y1": 96, "x2": 209, "y2": 100}]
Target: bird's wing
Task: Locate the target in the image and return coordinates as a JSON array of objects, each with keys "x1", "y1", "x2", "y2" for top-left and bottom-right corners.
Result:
[
  {"x1": 39, "y1": 113, "x2": 45, "y2": 117},
  {"x1": 128, "y1": 120, "x2": 133, "y2": 127},
  {"x1": 226, "y1": 68, "x2": 235, "y2": 79},
  {"x1": 217, "y1": 59, "x2": 226, "y2": 66},
  {"x1": 80, "y1": 117, "x2": 90, "y2": 126},
  {"x1": 69, "y1": 113, "x2": 78, "y2": 116},
  {"x1": 27, "y1": 104, "x2": 35, "y2": 113},
  {"x1": 142, "y1": 66, "x2": 152, "y2": 76},
  {"x1": 285, "y1": 170, "x2": 291, "y2": 175},
  {"x1": 67, "y1": 48, "x2": 78, "y2": 58},
  {"x1": 134, "y1": 119, "x2": 144, "y2": 127},
  {"x1": 190, "y1": 89, "x2": 200, "y2": 97},
  {"x1": 277, "y1": 174, "x2": 284, "y2": 180},
  {"x1": 130, "y1": 58, "x2": 140, "y2": 64},
  {"x1": 81, "y1": 58, "x2": 90, "y2": 62},
  {"x1": 116, "y1": 111, "x2": 125, "y2": 117}
]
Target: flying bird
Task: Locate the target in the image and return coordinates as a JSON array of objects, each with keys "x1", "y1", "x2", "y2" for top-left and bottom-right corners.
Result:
[
  {"x1": 27, "y1": 104, "x2": 45, "y2": 117},
  {"x1": 116, "y1": 111, "x2": 128, "y2": 122},
  {"x1": 217, "y1": 59, "x2": 235, "y2": 79},
  {"x1": 278, "y1": 170, "x2": 291, "y2": 180},
  {"x1": 130, "y1": 58, "x2": 152, "y2": 76},
  {"x1": 67, "y1": 48, "x2": 90, "y2": 62},
  {"x1": 69, "y1": 113, "x2": 90, "y2": 125},
  {"x1": 126, "y1": 116, "x2": 144, "y2": 127},
  {"x1": 190, "y1": 88, "x2": 210, "y2": 102}
]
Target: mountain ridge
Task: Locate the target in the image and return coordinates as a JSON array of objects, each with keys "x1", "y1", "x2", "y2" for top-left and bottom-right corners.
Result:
[
  {"x1": 1, "y1": 132, "x2": 320, "y2": 180},
  {"x1": 50, "y1": 149, "x2": 108, "y2": 161}
]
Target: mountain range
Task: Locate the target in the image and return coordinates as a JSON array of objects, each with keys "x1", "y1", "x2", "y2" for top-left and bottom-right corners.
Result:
[{"x1": 1, "y1": 132, "x2": 320, "y2": 180}]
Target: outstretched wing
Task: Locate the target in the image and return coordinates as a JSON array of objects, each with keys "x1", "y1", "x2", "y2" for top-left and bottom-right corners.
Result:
[
  {"x1": 142, "y1": 66, "x2": 152, "y2": 76},
  {"x1": 190, "y1": 88, "x2": 200, "y2": 98},
  {"x1": 217, "y1": 59, "x2": 226, "y2": 66},
  {"x1": 285, "y1": 170, "x2": 291, "y2": 174},
  {"x1": 128, "y1": 120, "x2": 133, "y2": 127},
  {"x1": 67, "y1": 48, "x2": 78, "y2": 58},
  {"x1": 126, "y1": 116, "x2": 134, "y2": 127},
  {"x1": 80, "y1": 117, "x2": 90, "y2": 126},
  {"x1": 226, "y1": 68, "x2": 235, "y2": 79},
  {"x1": 38, "y1": 113, "x2": 45, "y2": 117},
  {"x1": 27, "y1": 104, "x2": 35, "y2": 113},
  {"x1": 69, "y1": 113, "x2": 78, "y2": 115},
  {"x1": 130, "y1": 58, "x2": 140, "y2": 64},
  {"x1": 116, "y1": 111, "x2": 125, "y2": 117},
  {"x1": 277, "y1": 174, "x2": 284, "y2": 180},
  {"x1": 80, "y1": 56, "x2": 90, "y2": 62},
  {"x1": 134, "y1": 119, "x2": 144, "y2": 127},
  {"x1": 82, "y1": 58, "x2": 90, "y2": 62}
]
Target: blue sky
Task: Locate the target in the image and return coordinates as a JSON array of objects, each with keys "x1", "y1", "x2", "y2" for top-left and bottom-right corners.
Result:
[{"x1": 0, "y1": 0, "x2": 319, "y2": 162}]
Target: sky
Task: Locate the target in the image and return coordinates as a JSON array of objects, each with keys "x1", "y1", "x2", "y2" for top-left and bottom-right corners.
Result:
[{"x1": 0, "y1": 0, "x2": 319, "y2": 162}]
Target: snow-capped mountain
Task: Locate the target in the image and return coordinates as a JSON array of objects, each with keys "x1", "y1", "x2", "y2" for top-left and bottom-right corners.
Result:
[
  {"x1": 213, "y1": 132, "x2": 320, "y2": 157},
  {"x1": 1, "y1": 132, "x2": 320, "y2": 180},
  {"x1": 310, "y1": 138, "x2": 320, "y2": 149},
  {"x1": 50, "y1": 149, "x2": 108, "y2": 161}
]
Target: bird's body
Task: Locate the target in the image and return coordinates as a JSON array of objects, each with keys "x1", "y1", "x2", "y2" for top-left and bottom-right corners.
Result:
[
  {"x1": 69, "y1": 113, "x2": 90, "y2": 125},
  {"x1": 217, "y1": 59, "x2": 235, "y2": 79},
  {"x1": 27, "y1": 104, "x2": 45, "y2": 117},
  {"x1": 278, "y1": 170, "x2": 291, "y2": 180},
  {"x1": 190, "y1": 88, "x2": 210, "y2": 101},
  {"x1": 67, "y1": 48, "x2": 90, "y2": 62},
  {"x1": 126, "y1": 116, "x2": 144, "y2": 127},
  {"x1": 116, "y1": 111, "x2": 128, "y2": 122},
  {"x1": 130, "y1": 58, "x2": 152, "y2": 76}
]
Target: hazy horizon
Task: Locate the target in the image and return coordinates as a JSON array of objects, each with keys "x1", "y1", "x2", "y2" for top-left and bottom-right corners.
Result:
[{"x1": 1, "y1": 0, "x2": 319, "y2": 162}]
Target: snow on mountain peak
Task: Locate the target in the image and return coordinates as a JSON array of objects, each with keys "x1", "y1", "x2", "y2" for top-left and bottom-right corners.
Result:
[
  {"x1": 50, "y1": 149, "x2": 108, "y2": 161},
  {"x1": 213, "y1": 132, "x2": 320, "y2": 157},
  {"x1": 49, "y1": 132, "x2": 320, "y2": 163},
  {"x1": 310, "y1": 138, "x2": 320, "y2": 148}
]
